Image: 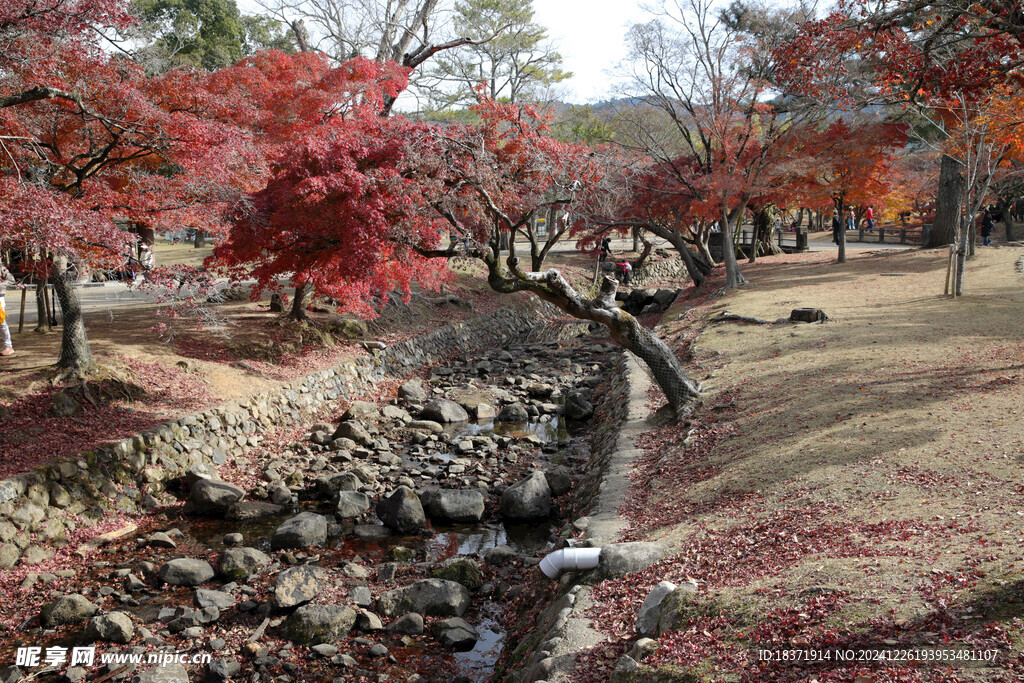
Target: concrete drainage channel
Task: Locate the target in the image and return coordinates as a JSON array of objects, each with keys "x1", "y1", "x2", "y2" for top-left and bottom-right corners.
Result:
[{"x1": 496, "y1": 353, "x2": 671, "y2": 683}]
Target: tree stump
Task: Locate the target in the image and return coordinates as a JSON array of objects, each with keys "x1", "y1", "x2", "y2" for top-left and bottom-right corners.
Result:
[
  {"x1": 269, "y1": 293, "x2": 284, "y2": 313},
  {"x1": 789, "y1": 308, "x2": 828, "y2": 323}
]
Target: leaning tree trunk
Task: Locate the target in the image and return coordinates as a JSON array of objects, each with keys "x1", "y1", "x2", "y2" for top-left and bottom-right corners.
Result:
[
  {"x1": 930, "y1": 154, "x2": 964, "y2": 247},
  {"x1": 289, "y1": 282, "x2": 312, "y2": 321},
  {"x1": 645, "y1": 225, "x2": 710, "y2": 287},
  {"x1": 34, "y1": 278, "x2": 51, "y2": 333},
  {"x1": 51, "y1": 255, "x2": 94, "y2": 370},
  {"x1": 632, "y1": 239, "x2": 653, "y2": 270},
  {"x1": 694, "y1": 225, "x2": 716, "y2": 268},
  {"x1": 512, "y1": 266, "x2": 701, "y2": 417},
  {"x1": 722, "y1": 207, "x2": 748, "y2": 289}
]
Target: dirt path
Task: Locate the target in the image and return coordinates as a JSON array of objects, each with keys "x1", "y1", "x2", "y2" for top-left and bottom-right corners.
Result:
[{"x1": 581, "y1": 246, "x2": 1024, "y2": 681}]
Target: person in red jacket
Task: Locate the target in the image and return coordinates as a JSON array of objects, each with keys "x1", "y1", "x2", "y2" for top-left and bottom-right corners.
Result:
[{"x1": 865, "y1": 205, "x2": 875, "y2": 232}]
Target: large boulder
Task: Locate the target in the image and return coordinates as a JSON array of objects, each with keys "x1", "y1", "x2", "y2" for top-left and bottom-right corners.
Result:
[
  {"x1": 564, "y1": 391, "x2": 594, "y2": 421},
  {"x1": 386, "y1": 612, "x2": 424, "y2": 635},
  {"x1": 218, "y1": 547, "x2": 270, "y2": 581},
  {"x1": 431, "y1": 617, "x2": 479, "y2": 651},
  {"x1": 270, "y1": 512, "x2": 328, "y2": 550},
  {"x1": 194, "y1": 589, "x2": 235, "y2": 610},
  {"x1": 184, "y1": 479, "x2": 245, "y2": 516},
  {"x1": 281, "y1": 604, "x2": 356, "y2": 645},
  {"x1": 424, "y1": 489, "x2": 485, "y2": 523},
  {"x1": 496, "y1": 403, "x2": 529, "y2": 422},
  {"x1": 40, "y1": 594, "x2": 97, "y2": 627},
  {"x1": 420, "y1": 399, "x2": 469, "y2": 423},
  {"x1": 275, "y1": 566, "x2": 324, "y2": 608},
  {"x1": 407, "y1": 419, "x2": 443, "y2": 434},
  {"x1": 376, "y1": 579, "x2": 470, "y2": 618},
  {"x1": 315, "y1": 472, "x2": 362, "y2": 498},
  {"x1": 652, "y1": 288, "x2": 679, "y2": 307},
  {"x1": 334, "y1": 491, "x2": 371, "y2": 519},
  {"x1": 84, "y1": 611, "x2": 135, "y2": 644},
  {"x1": 341, "y1": 401, "x2": 380, "y2": 422},
  {"x1": 636, "y1": 581, "x2": 678, "y2": 637},
  {"x1": 376, "y1": 486, "x2": 425, "y2": 534},
  {"x1": 544, "y1": 466, "x2": 573, "y2": 497},
  {"x1": 225, "y1": 501, "x2": 283, "y2": 521},
  {"x1": 332, "y1": 421, "x2": 374, "y2": 447},
  {"x1": 500, "y1": 471, "x2": 552, "y2": 520},
  {"x1": 158, "y1": 558, "x2": 215, "y2": 586},
  {"x1": 134, "y1": 663, "x2": 189, "y2": 683},
  {"x1": 431, "y1": 558, "x2": 483, "y2": 591},
  {"x1": 654, "y1": 581, "x2": 703, "y2": 637},
  {"x1": 586, "y1": 542, "x2": 667, "y2": 583},
  {"x1": 398, "y1": 380, "x2": 427, "y2": 403}
]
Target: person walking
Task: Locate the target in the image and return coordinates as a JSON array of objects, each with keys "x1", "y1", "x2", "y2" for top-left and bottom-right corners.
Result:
[
  {"x1": 981, "y1": 209, "x2": 995, "y2": 246},
  {"x1": 831, "y1": 209, "x2": 842, "y2": 245},
  {"x1": 0, "y1": 262, "x2": 15, "y2": 356},
  {"x1": 846, "y1": 207, "x2": 856, "y2": 232},
  {"x1": 599, "y1": 237, "x2": 612, "y2": 262},
  {"x1": 865, "y1": 205, "x2": 875, "y2": 232}
]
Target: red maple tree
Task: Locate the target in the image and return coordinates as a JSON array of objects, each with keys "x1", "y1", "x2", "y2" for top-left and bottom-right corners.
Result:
[{"x1": 0, "y1": 0, "x2": 255, "y2": 369}]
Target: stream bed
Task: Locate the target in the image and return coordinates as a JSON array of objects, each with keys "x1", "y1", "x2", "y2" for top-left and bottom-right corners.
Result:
[{"x1": 2, "y1": 338, "x2": 617, "y2": 683}]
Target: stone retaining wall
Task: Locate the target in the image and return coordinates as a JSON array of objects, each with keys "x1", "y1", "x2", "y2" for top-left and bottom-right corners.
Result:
[
  {"x1": 0, "y1": 300, "x2": 589, "y2": 568},
  {"x1": 630, "y1": 256, "x2": 686, "y2": 287}
]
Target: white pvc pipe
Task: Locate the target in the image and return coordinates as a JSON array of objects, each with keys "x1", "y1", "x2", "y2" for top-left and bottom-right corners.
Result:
[{"x1": 539, "y1": 547, "x2": 602, "y2": 579}]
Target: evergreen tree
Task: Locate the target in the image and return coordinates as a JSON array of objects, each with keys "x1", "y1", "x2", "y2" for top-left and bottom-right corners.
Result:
[{"x1": 426, "y1": 0, "x2": 570, "y2": 107}]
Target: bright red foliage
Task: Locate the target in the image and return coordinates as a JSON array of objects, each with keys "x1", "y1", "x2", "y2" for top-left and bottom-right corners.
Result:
[{"x1": 0, "y1": 0, "x2": 255, "y2": 273}]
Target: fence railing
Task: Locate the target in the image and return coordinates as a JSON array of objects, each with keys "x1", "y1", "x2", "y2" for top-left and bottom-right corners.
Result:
[{"x1": 844, "y1": 225, "x2": 924, "y2": 245}]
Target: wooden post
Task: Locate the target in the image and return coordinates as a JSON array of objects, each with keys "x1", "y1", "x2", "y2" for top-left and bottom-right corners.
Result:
[
  {"x1": 18, "y1": 287, "x2": 26, "y2": 334},
  {"x1": 900, "y1": 227, "x2": 907, "y2": 243},
  {"x1": 878, "y1": 227, "x2": 885, "y2": 243}
]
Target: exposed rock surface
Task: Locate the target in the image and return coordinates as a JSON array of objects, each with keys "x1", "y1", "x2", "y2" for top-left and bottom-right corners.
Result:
[{"x1": 376, "y1": 579, "x2": 470, "y2": 618}]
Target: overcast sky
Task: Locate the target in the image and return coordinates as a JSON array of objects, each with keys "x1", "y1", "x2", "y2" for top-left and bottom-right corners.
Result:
[{"x1": 532, "y1": 0, "x2": 650, "y2": 103}]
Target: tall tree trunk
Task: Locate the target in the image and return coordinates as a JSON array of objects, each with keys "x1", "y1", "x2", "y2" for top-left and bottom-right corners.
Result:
[
  {"x1": 289, "y1": 282, "x2": 312, "y2": 320},
  {"x1": 51, "y1": 256, "x2": 93, "y2": 370},
  {"x1": 954, "y1": 216, "x2": 969, "y2": 296},
  {"x1": 34, "y1": 278, "x2": 51, "y2": 334},
  {"x1": 632, "y1": 226, "x2": 641, "y2": 252},
  {"x1": 1004, "y1": 212, "x2": 1016, "y2": 242},
  {"x1": 194, "y1": 230, "x2": 207, "y2": 249},
  {"x1": 838, "y1": 222, "x2": 847, "y2": 263},
  {"x1": 968, "y1": 221, "x2": 976, "y2": 257},
  {"x1": 930, "y1": 154, "x2": 963, "y2": 247},
  {"x1": 722, "y1": 206, "x2": 748, "y2": 289}
]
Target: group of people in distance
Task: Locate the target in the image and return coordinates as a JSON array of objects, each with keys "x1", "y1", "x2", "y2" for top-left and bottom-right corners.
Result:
[
  {"x1": 831, "y1": 205, "x2": 876, "y2": 244},
  {"x1": 598, "y1": 237, "x2": 632, "y2": 285},
  {"x1": 829, "y1": 205, "x2": 1000, "y2": 247}
]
